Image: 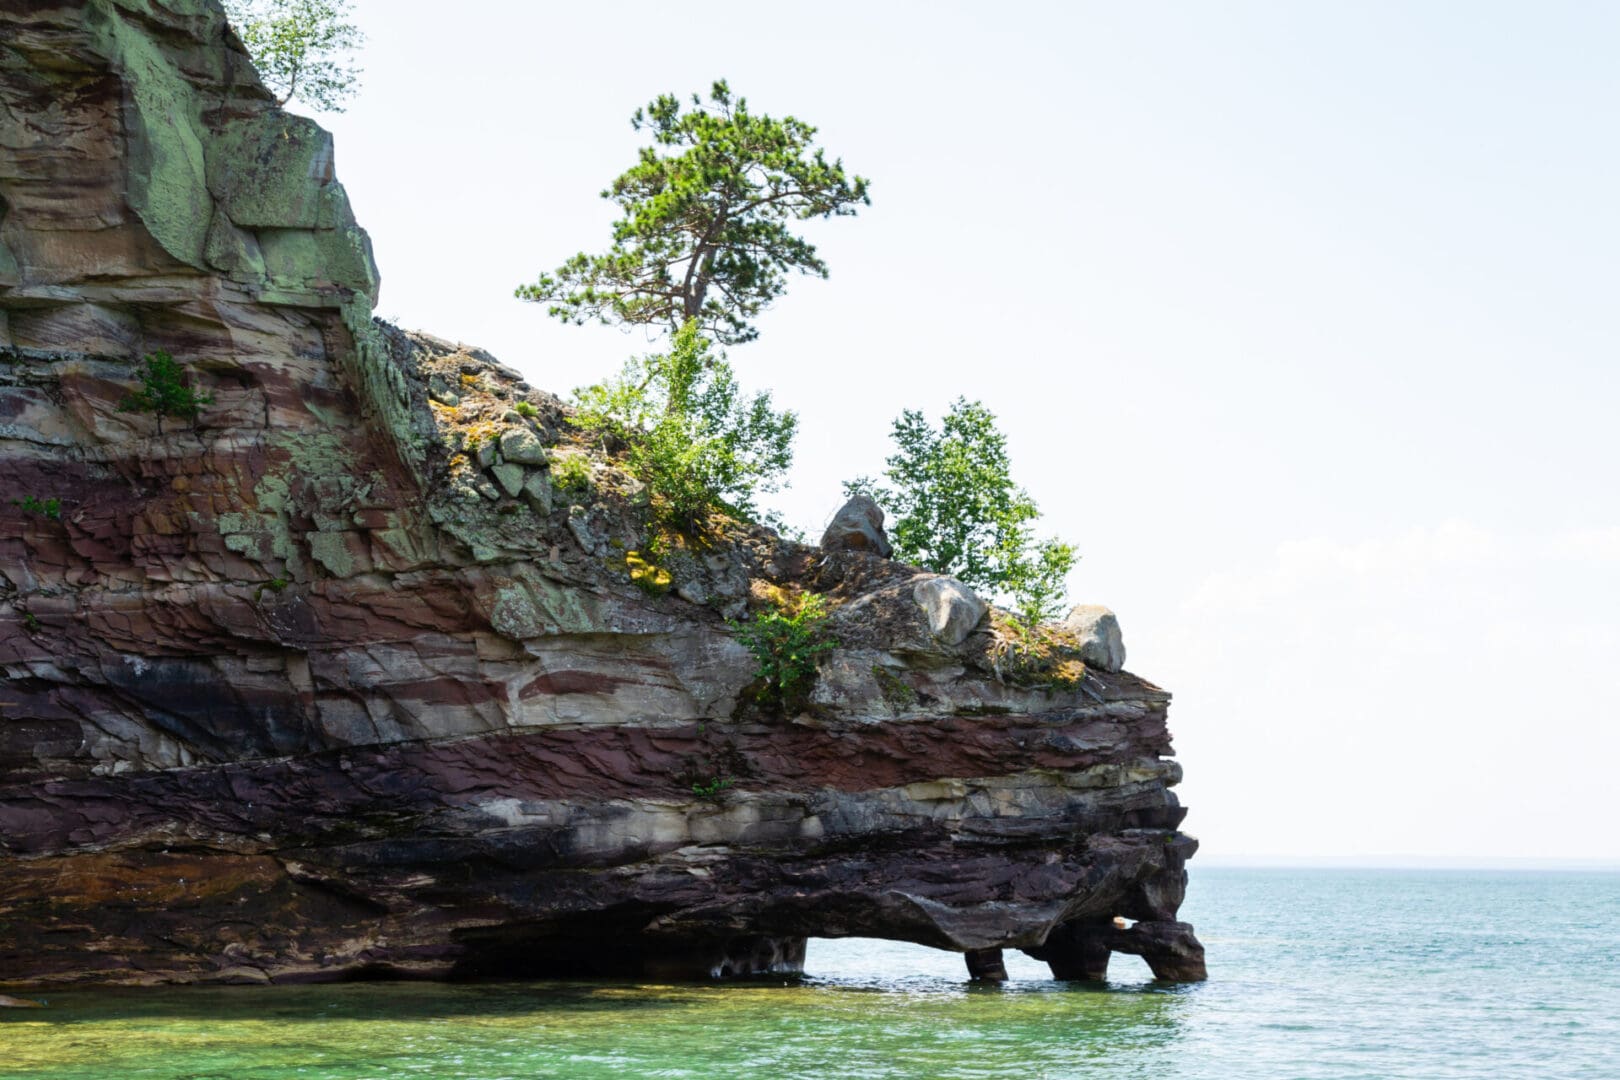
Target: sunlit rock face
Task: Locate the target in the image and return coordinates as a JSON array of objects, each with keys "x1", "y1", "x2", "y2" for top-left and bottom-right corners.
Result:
[{"x1": 0, "y1": 0, "x2": 1203, "y2": 987}]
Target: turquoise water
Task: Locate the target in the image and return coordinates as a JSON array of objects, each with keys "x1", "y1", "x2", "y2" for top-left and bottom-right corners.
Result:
[{"x1": 3, "y1": 869, "x2": 1617, "y2": 1078}]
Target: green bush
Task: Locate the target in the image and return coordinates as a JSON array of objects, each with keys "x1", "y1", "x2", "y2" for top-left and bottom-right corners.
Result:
[
  {"x1": 730, "y1": 593, "x2": 836, "y2": 712},
  {"x1": 691, "y1": 776, "x2": 733, "y2": 800},
  {"x1": 11, "y1": 496, "x2": 61, "y2": 520},
  {"x1": 119, "y1": 350, "x2": 212, "y2": 424},
  {"x1": 513, "y1": 400, "x2": 539, "y2": 419},
  {"x1": 253, "y1": 576, "x2": 290, "y2": 603},
  {"x1": 573, "y1": 321, "x2": 795, "y2": 530},
  {"x1": 550, "y1": 453, "x2": 592, "y2": 494}
]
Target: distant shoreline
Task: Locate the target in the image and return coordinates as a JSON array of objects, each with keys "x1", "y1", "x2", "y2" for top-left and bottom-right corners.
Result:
[{"x1": 1198, "y1": 855, "x2": 1620, "y2": 872}]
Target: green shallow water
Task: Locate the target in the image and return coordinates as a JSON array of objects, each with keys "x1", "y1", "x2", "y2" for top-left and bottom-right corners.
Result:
[{"x1": 3, "y1": 869, "x2": 1618, "y2": 1079}]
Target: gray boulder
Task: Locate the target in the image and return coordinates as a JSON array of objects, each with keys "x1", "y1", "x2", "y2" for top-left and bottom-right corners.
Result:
[
  {"x1": 820, "y1": 495, "x2": 892, "y2": 558},
  {"x1": 913, "y1": 576, "x2": 988, "y2": 646},
  {"x1": 490, "y1": 463, "x2": 525, "y2": 498},
  {"x1": 521, "y1": 470, "x2": 553, "y2": 514},
  {"x1": 499, "y1": 426, "x2": 548, "y2": 466},
  {"x1": 1062, "y1": 604, "x2": 1126, "y2": 672}
]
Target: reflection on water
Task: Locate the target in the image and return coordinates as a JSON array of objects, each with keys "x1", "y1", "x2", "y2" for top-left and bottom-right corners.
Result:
[{"x1": 4, "y1": 870, "x2": 1618, "y2": 1079}]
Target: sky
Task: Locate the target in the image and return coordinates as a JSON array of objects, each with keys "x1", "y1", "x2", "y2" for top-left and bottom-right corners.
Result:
[{"x1": 311, "y1": 1, "x2": 1620, "y2": 863}]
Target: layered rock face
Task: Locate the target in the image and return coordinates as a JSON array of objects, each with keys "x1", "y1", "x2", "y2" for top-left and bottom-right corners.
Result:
[{"x1": 0, "y1": 0, "x2": 1204, "y2": 987}]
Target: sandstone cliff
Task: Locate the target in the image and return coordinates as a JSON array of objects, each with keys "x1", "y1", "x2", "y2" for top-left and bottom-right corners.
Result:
[{"x1": 0, "y1": 0, "x2": 1204, "y2": 986}]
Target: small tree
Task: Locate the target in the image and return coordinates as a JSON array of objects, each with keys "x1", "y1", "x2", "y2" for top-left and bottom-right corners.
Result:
[
  {"x1": 222, "y1": 0, "x2": 364, "y2": 113},
  {"x1": 1011, "y1": 535, "x2": 1079, "y2": 630},
  {"x1": 847, "y1": 398, "x2": 1076, "y2": 628},
  {"x1": 573, "y1": 320, "x2": 797, "y2": 528},
  {"x1": 731, "y1": 593, "x2": 837, "y2": 713},
  {"x1": 517, "y1": 80, "x2": 869, "y2": 346},
  {"x1": 118, "y1": 351, "x2": 213, "y2": 430}
]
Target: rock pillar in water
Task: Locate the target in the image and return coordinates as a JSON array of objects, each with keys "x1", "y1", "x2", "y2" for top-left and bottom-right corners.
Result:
[
  {"x1": 964, "y1": 948, "x2": 1009, "y2": 982},
  {"x1": 1026, "y1": 921, "x2": 1114, "y2": 981},
  {"x1": 1025, "y1": 918, "x2": 1207, "y2": 983},
  {"x1": 1118, "y1": 921, "x2": 1207, "y2": 982}
]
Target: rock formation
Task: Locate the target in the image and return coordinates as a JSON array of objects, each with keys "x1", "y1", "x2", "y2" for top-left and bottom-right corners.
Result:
[
  {"x1": 1062, "y1": 604, "x2": 1127, "y2": 674},
  {"x1": 0, "y1": 0, "x2": 1204, "y2": 987},
  {"x1": 820, "y1": 495, "x2": 893, "y2": 558}
]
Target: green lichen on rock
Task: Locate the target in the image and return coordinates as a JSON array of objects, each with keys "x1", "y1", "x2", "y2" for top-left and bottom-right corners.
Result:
[
  {"x1": 258, "y1": 226, "x2": 377, "y2": 299},
  {"x1": 204, "y1": 112, "x2": 333, "y2": 228},
  {"x1": 202, "y1": 208, "x2": 267, "y2": 280},
  {"x1": 488, "y1": 570, "x2": 605, "y2": 639},
  {"x1": 73, "y1": 1, "x2": 379, "y2": 304},
  {"x1": 490, "y1": 463, "x2": 525, "y2": 497},
  {"x1": 306, "y1": 531, "x2": 357, "y2": 577},
  {"x1": 872, "y1": 664, "x2": 918, "y2": 708},
  {"x1": 90, "y1": 2, "x2": 214, "y2": 268},
  {"x1": 337, "y1": 302, "x2": 430, "y2": 488}
]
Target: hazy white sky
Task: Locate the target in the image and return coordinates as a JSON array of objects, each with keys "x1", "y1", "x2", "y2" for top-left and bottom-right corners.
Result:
[{"x1": 314, "y1": 1, "x2": 1619, "y2": 861}]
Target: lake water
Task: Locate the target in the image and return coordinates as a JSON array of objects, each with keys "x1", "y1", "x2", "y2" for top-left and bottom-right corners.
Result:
[{"x1": 3, "y1": 868, "x2": 1617, "y2": 1079}]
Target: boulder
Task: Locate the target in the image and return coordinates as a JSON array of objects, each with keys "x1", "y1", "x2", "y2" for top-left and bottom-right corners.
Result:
[
  {"x1": 499, "y1": 426, "x2": 547, "y2": 466},
  {"x1": 913, "y1": 576, "x2": 987, "y2": 646},
  {"x1": 521, "y1": 470, "x2": 553, "y2": 514},
  {"x1": 1062, "y1": 604, "x2": 1126, "y2": 672},
  {"x1": 820, "y1": 495, "x2": 892, "y2": 558},
  {"x1": 490, "y1": 463, "x2": 525, "y2": 498}
]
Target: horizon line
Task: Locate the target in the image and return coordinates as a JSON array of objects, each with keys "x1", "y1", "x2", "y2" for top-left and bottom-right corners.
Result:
[{"x1": 1197, "y1": 853, "x2": 1620, "y2": 871}]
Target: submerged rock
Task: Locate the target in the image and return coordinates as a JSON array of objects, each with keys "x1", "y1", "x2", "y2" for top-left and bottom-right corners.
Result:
[{"x1": 0, "y1": 0, "x2": 1202, "y2": 989}]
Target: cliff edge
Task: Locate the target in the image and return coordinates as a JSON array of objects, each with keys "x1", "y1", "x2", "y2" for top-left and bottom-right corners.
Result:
[{"x1": 0, "y1": 0, "x2": 1204, "y2": 986}]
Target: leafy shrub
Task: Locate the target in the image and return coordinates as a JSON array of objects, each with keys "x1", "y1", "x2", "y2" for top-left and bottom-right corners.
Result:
[
  {"x1": 550, "y1": 453, "x2": 592, "y2": 494},
  {"x1": 119, "y1": 350, "x2": 212, "y2": 423},
  {"x1": 11, "y1": 496, "x2": 61, "y2": 520},
  {"x1": 730, "y1": 593, "x2": 836, "y2": 712},
  {"x1": 513, "y1": 400, "x2": 539, "y2": 419},
  {"x1": 573, "y1": 320, "x2": 795, "y2": 530},
  {"x1": 691, "y1": 776, "x2": 733, "y2": 800},
  {"x1": 1011, "y1": 537, "x2": 1079, "y2": 630},
  {"x1": 252, "y1": 576, "x2": 291, "y2": 603}
]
